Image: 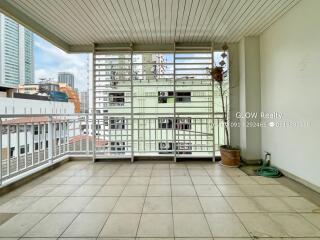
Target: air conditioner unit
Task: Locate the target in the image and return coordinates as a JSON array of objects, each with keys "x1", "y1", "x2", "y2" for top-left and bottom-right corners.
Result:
[
  {"x1": 159, "y1": 91, "x2": 168, "y2": 97},
  {"x1": 160, "y1": 142, "x2": 172, "y2": 150},
  {"x1": 179, "y1": 118, "x2": 188, "y2": 123},
  {"x1": 159, "y1": 118, "x2": 169, "y2": 123},
  {"x1": 115, "y1": 119, "x2": 123, "y2": 124},
  {"x1": 111, "y1": 81, "x2": 118, "y2": 86}
]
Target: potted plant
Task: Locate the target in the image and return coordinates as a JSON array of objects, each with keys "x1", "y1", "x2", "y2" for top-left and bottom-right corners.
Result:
[{"x1": 208, "y1": 44, "x2": 240, "y2": 167}]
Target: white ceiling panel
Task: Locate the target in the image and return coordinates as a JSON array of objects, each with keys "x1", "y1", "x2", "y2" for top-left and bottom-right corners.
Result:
[{"x1": 0, "y1": 0, "x2": 301, "y2": 52}]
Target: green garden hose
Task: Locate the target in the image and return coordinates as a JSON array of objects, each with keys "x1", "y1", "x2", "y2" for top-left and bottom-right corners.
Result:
[{"x1": 256, "y1": 152, "x2": 282, "y2": 178}]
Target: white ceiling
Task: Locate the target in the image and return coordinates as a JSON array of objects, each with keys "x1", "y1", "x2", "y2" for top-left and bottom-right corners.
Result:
[{"x1": 0, "y1": 0, "x2": 300, "y2": 52}]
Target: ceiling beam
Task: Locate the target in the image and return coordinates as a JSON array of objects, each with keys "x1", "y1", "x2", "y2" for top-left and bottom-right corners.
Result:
[{"x1": 92, "y1": 42, "x2": 226, "y2": 53}]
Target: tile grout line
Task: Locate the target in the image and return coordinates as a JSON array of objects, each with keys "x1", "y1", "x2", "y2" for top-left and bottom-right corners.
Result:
[
  {"x1": 52, "y1": 162, "x2": 104, "y2": 238},
  {"x1": 57, "y1": 162, "x2": 123, "y2": 239},
  {"x1": 94, "y1": 162, "x2": 132, "y2": 238},
  {"x1": 169, "y1": 163, "x2": 175, "y2": 239},
  {"x1": 186, "y1": 164, "x2": 214, "y2": 239},
  {"x1": 222, "y1": 168, "x2": 299, "y2": 238},
  {"x1": 300, "y1": 212, "x2": 320, "y2": 233},
  {"x1": 17, "y1": 161, "x2": 92, "y2": 239},
  {"x1": 3, "y1": 161, "x2": 320, "y2": 239},
  {"x1": 135, "y1": 163, "x2": 154, "y2": 239},
  {"x1": 205, "y1": 165, "x2": 254, "y2": 239}
]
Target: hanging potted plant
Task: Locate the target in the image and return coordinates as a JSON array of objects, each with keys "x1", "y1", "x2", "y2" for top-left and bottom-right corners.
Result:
[{"x1": 208, "y1": 44, "x2": 240, "y2": 167}]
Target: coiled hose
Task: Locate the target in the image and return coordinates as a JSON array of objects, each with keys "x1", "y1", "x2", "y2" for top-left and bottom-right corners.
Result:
[{"x1": 256, "y1": 152, "x2": 282, "y2": 178}]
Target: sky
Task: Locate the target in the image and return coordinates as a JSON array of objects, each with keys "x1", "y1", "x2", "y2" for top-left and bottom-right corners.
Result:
[{"x1": 34, "y1": 35, "x2": 89, "y2": 91}]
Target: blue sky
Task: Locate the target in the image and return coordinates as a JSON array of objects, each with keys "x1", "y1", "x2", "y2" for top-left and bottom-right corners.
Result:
[{"x1": 34, "y1": 35, "x2": 89, "y2": 91}]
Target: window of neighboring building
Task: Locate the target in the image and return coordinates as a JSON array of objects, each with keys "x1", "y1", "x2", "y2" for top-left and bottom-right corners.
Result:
[
  {"x1": 20, "y1": 146, "x2": 25, "y2": 154},
  {"x1": 34, "y1": 125, "x2": 38, "y2": 135},
  {"x1": 158, "y1": 117, "x2": 173, "y2": 129},
  {"x1": 110, "y1": 141, "x2": 126, "y2": 154},
  {"x1": 176, "y1": 117, "x2": 191, "y2": 130},
  {"x1": 110, "y1": 117, "x2": 125, "y2": 129},
  {"x1": 103, "y1": 116, "x2": 109, "y2": 125},
  {"x1": 10, "y1": 147, "x2": 15, "y2": 158},
  {"x1": 34, "y1": 142, "x2": 39, "y2": 151},
  {"x1": 176, "y1": 92, "x2": 191, "y2": 102},
  {"x1": 46, "y1": 141, "x2": 49, "y2": 148},
  {"x1": 176, "y1": 142, "x2": 192, "y2": 154},
  {"x1": 158, "y1": 91, "x2": 174, "y2": 103},
  {"x1": 109, "y1": 92, "x2": 125, "y2": 106},
  {"x1": 18, "y1": 125, "x2": 25, "y2": 133},
  {"x1": 158, "y1": 142, "x2": 173, "y2": 154}
]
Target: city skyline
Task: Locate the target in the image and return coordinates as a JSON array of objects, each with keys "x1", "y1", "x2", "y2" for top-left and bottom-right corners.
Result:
[{"x1": 34, "y1": 35, "x2": 89, "y2": 91}]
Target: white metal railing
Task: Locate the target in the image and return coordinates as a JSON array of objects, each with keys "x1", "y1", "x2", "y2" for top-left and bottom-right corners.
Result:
[
  {"x1": 94, "y1": 114, "x2": 227, "y2": 158},
  {"x1": 0, "y1": 113, "x2": 92, "y2": 185},
  {"x1": 0, "y1": 112, "x2": 227, "y2": 186}
]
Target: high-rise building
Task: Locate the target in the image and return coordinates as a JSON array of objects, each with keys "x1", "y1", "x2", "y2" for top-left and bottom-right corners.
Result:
[
  {"x1": 80, "y1": 91, "x2": 89, "y2": 113},
  {"x1": 0, "y1": 14, "x2": 34, "y2": 87},
  {"x1": 58, "y1": 72, "x2": 74, "y2": 88}
]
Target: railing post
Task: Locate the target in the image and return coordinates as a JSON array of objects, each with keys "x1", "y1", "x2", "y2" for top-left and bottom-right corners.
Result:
[
  {"x1": 73, "y1": 119, "x2": 76, "y2": 153},
  {"x1": 86, "y1": 114, "x2": 89, "y2": 155},
  {"x1": 31, "y1": 123, "x2": 35, "y2": 167},
  {"x1": 48, "y1": 116, "x2": 53, "y2": 164},
  {"x1": 59, "y1": 120, "x2": 62, "y2": 156},
  {"x1": 211, "y1": 43, "x2": 216, "y2": 162},
  {"x1": 7, "y1": 124, "x2": 10, "y2": 178},
  {"x1": 173, "y1": 43, "x2": 177, "y2": 162},
  {"x1": 66, "y1": 120, "x2": 70, "y2": 153},
  {"x1": 37, "y1": 123, "x2": 40, "y2": 163},
  {"x1": 92, "y1": 45, "x2": 97, "y2": 162},
  {"x1": 16, "y1": 123, "x2": 20, "y2": 172},
  {"x1": 24, "y1": 123, "x2": 27, "y2": 169},
  {"x1": 130, "y1": 47, "x2": 134, "y2": 162}
]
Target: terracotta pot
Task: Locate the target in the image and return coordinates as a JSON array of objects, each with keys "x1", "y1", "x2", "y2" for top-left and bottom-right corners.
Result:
[{"x1": 220, "y1": 145, "x2": 240, "y2": 167}]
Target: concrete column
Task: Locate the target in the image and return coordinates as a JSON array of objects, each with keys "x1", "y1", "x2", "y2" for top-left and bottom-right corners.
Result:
[
  {"x1": 228, "y1": 43, "x2": 240, "y2": 147},
  {"x1": 238, "y1": 37, "x2": 261, "y2": 162}
]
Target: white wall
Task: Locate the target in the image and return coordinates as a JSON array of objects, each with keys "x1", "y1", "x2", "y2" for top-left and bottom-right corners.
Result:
[
  {"x1": 239, "y1": 37, "x2": 261, "y2": 161},
  {"x1": 260, "y1": 0, "x2": 320, "y2": 188},
  {"x1": 228, "y1": 43, "x2": 240, "y2": 147},
  {"x1": 0, "y1": 97, "x2": 74, "y2": 114}
]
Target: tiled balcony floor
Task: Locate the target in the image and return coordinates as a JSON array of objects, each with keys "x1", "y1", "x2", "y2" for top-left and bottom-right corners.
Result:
[{"x1": 0, "y1": 160, "x2": 319, "y2": 239}]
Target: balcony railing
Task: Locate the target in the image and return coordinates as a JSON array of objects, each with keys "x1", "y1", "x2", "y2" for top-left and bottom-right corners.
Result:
[
  {"x1": 0, "y1": 114, "x2": 92, "y2": 186},
  {"x1": 0, "y1": 113, "x2": 227, "y2": 186}
]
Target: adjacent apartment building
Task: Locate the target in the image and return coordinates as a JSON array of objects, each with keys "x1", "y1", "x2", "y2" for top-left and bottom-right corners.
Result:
[
  {"x1": 0, "y1": 14, "x2": 34, "y2": 87},
  {"x1": 80, "y1": 91, "x2": 89, "y2": 113},
  {"x1": 91, "y1": 52, "x2": 228, "y2": 158}
]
